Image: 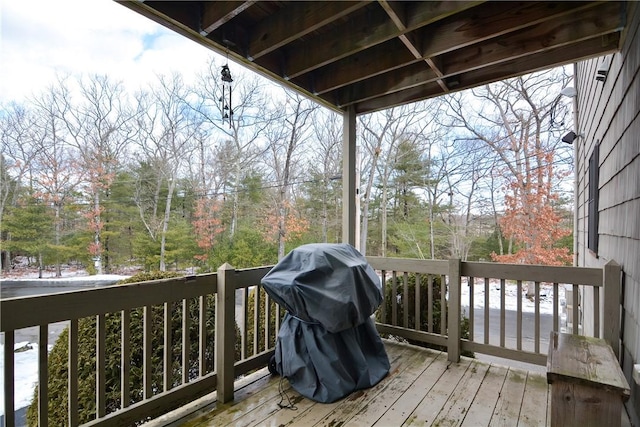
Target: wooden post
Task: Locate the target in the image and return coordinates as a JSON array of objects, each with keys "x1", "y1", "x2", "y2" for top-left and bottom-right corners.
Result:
[
  {"x1": 216, "y1": 263, "x2": 236, "y2": 403},
  {"x1": 602, "y1": 260, "x2": 621, "y2": 360},
  {"x1": 342, "y1": 105, "x2": 357, "y2": 247},
  {"x1": 447, "y1": 258, "x2": 461, "y2": 362}
]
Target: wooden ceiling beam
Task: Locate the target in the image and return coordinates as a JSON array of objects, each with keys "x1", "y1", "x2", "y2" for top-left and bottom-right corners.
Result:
[
  {"x1": 323, "y1": 2, "x2": 622, "y2": 110},
  {"x1": 311, "y1": 39, "x2": 418, "y2": 94},
  {"x1": 378, "y1": 0, "x2": 448, "y2": 92},
  {"x1": 329, "y1": 62, "x2": 438, "y2": 108},
  {"x1": 247, "y1": 1, "x2": 367, "y2": 60},
  {"x1": 199, "y1": 1, "x2": 256, "y2": 36},
  {"x1": 354, "y1": 33, "x2": 621, "y2": 114},
  {"x1": 284, "y1": 1, "x2": 481, "y2": 79},
  {"x1": 441, "y1": 2, "x2": 624, "y2": 77},
  {"x1": 418, "y1": 1, "x2": 601, "y2": 58}
]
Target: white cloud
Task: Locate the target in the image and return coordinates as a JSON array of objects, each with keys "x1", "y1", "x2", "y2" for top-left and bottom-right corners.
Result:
[{"x1": 0, "y1": 0, "x2": 217, "y2": 102}]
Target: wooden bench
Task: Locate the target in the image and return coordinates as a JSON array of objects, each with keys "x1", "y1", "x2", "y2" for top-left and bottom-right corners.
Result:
[{"x1": 547, "y1": 331, "x2": 630, "y2": 427}]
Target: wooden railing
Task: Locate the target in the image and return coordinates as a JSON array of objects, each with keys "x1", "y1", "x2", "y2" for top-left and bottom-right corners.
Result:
[
  {"x1": 368, "y1": 257, "x2": 622, "y2": 365},
  {"x1": 1, "y1": 259, "x2": 621, "y2": 426}
]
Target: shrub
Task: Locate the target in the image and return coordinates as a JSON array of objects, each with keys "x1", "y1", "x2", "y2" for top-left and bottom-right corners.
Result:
[
  {"x1": 243, "y1": 286, "x2": 286, "y2": 357},
  {"x1": 27, "y1": 271, "x2": 241, "y2": 426}
]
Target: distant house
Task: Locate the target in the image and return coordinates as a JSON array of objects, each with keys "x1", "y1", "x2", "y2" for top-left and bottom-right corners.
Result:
[{"x1": 575, "y1": 3, "x2": 640, "y2": 424}]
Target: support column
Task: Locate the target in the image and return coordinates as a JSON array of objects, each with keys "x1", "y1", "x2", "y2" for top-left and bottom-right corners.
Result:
[
  {"x1": 342, "y1": 105, "x2": 358, "y2": 247},
  {"x1": 447, "y1": 258, "x2": 461, "y2": 362},
  {"x1": 216, "y1": 263, "x2": 236, "y2": 403}
]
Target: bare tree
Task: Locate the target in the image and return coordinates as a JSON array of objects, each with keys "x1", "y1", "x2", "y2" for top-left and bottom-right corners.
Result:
[
  {"x1": 30, "y1": 84, "x2": 84, "y2": 276},
  {"x1": 0, "y1": 102, "x2": 41, "y2": 272},
  {"x1": 444, "y1": 69, "x2": 574, "y2": 266},
  {"x1": 190, "y1": 57, "x2": 273, "y2": 239},
  {"x1": 61, "y1": 74, "x2": 137, "y2": 273},
  {"x1": 309, "y1": 109, "x2": 342, "y2": 243},
  {"x1": 134, "y1": 73, "x2": 201, "y2": 271},
  {"x1": 358, "y1": 102, "x2": 436, "y2": 256},
  {"x1": 264, "y1": 90, "x2": 317, "y2": 259}
]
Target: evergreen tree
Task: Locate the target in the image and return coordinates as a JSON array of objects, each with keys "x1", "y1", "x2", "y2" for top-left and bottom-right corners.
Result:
[{"x1": 1, "y1": 193, "x2": 54, "y2": 276}]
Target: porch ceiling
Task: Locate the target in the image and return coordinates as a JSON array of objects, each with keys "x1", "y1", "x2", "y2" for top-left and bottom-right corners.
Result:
[{"x1": 120, "y1": 1, "x2": 627, "y2": 115}]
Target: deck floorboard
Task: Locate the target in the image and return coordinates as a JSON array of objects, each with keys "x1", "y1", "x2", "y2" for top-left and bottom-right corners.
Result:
[{"x1": 184, "y1": 340, "x2": 549, "y2": 427}]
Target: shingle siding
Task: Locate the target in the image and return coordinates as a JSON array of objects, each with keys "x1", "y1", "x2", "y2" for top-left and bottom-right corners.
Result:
[{"x1": 576, "y1": 2, "x2": 640, "y2": 424}]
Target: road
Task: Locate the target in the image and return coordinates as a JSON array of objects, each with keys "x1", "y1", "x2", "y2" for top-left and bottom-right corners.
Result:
[{"x1": 464, "y1": 306, "x2": 555, "y2": 372}]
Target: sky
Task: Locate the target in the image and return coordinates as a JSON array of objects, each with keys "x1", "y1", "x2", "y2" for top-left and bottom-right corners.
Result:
[{"x1": 0, "y1": 0, "x2": 220, "y2": 103}]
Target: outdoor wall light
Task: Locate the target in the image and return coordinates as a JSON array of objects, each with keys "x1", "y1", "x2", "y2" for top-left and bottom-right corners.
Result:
[
  {"x1": 596, "y1": 57, "x2": 611, "y2": 82},
  {"x1": 562, "y1": 131, "x2": 579, "y2": 144}
]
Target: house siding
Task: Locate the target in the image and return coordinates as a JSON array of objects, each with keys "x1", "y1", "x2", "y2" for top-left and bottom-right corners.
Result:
[{"x1": 576, "y1": 2, "x2": 640, "y2": 424}]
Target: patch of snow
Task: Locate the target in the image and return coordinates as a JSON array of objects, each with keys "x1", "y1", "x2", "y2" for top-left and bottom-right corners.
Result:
[{"x1": 0, "y1": 342, "x2": 42, "y2": 416}]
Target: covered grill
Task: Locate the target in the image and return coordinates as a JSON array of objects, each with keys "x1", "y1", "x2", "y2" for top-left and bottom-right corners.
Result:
[{"x1": 261, "y1": 243, "x2": 390, "y2": 403}]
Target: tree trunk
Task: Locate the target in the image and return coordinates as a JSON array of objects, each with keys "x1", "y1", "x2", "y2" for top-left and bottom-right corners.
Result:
[{"x1": 159, "y1": 179, "x2": 176, "y2": 271}]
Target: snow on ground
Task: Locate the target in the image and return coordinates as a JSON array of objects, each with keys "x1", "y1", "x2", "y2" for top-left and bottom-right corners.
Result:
[
  {"x1": 0, "y1": 341, "x2": 49, "y2": 416},
  {"x1": 2, "y1": 273, "x2": 129, "y2": 282},
  {"x1": 460, "y1": 278, "x2": 566, "y2": 315}
]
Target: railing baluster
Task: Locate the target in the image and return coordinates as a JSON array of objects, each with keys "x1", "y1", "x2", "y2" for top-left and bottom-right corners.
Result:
[
  {"x1": 164, "y1": 302, "x2": 171, "y2": 392},
  {"x1": 440, "y1": 274, "x2": 447, "y2": 335},
  {"x1": 391, "y1": 271, "x2": 398, "y2": 326},
  {"x1": 427, "y1": 275, "x2": 433, "y2": 333},
  {"x1": 275, "y1": 304, "x2": 281, "y2": 337},
  {"x1": 415, "y1": 273, "x2": 421, "y2": 331},
  {"x1": 380, "y1": 270, "x2": 387, "y2": 321},
  {"x1": 3, "y1": 330, "x2": 15, "y2": 427},
  {"x1": 183, "y1": 298, "x2": 190, "y2": 384},
  {"x1": 403, "y1": 272, "x2": 409, "y2": 329},
  {"x1": 517, "y1": 280, "x2": 522, "y2": 351},
  {"x1": 253, "y1": 286, "x2": 260, "y2": 355},
  {"x1": 143, "y1": 305, "x2": 152, "y2": 399},
  {"x1": 38, "y1": 324, "x2": 49, "y2": 427},
  {"x1": 97, "y1": 314, "x2": 106, "y2": 419},
  {"x1": 241, "y1": 287, "x2": 248, "y2": 360},
  {"x1": 594, "y1": 286, "x2": 600, "y2": 338},
  {"x1": 535, "y1": 281, "x2": 540, "y2": 354},
  {"x1": 468, "y1": 277, "x2": 474, "y2": 341},
  {"x1": 500, "y1": 279, "x2": 505, "y2": 348},
  {"x1": 572, "y1": 284, "x2": 580, "y2": 334},
  {"x1": 553, "y1": 282, "x2": 559, "y2": 332},
  {"x1": 484, "y1": 277, "x2": 489, "y2": 345},
  {"x1": 265, "y1": 292, "x2": 271, "y2": 351},
  {"x1": 121, "y1": 310, "x2": 130, "y2": 409},
  {"x1": 199, "y1": 295, "x2": 206, "y2": 377},
  {"x1": 69, "y1": 319, "x2": 78, "y2": 426}
]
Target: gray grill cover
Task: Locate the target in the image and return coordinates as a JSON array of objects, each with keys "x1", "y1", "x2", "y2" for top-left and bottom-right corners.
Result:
[{"x1": 261, "y1": 243, "x2": 390, "y2": 403}]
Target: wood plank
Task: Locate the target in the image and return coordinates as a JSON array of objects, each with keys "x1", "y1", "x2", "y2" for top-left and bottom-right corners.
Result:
[
  {"x1": 490, "y1": 368, "x2": 528, "y2": 427},
  {"x1": 246, "y1": 342, "x2": 413, "y2": 426},
  {"x1": 404, "y1": 358, "x2": 473, "y2": 425},
  {"x1": 461, "y1": 364, "x2": 509, "y2": 427},
  {"x1": 547, "y1": 332, "x2": 629, "y2": 395},
  {"x1": 170, "y1": 341, "x2": 551, "y2": 427},
  {"x1": 279, "y1": 345, "x2": 426, "y2": 426},
  {"x1": 518, "y1": 372, "x2": 549, "y2": 427},
  {"x1": 189, "y1": 375, "x2": 284, "y2": 425},
  {"x1": 429, "y1": 360, "x2": 491, "y2": 426},
  {"x1": 371, "y1": 352, "x2": 450, "y2": 425}
]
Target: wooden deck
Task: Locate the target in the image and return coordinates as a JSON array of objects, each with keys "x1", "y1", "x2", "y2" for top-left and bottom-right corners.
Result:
[{"x1": 178, "y1": 340, "x2": 550, "y2": 427}]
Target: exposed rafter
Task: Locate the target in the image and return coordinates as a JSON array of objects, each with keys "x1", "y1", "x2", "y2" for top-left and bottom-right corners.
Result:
[{"x1": 120, "y1": 1, "x2": 628, "y2": 115}]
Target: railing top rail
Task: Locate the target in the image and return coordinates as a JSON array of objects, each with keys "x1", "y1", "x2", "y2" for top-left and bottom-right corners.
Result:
[
  {"x1": 461, "y1": 261, "x2": 603, "y2": 286},
  {"x1": 234, "y1": 265, "x2": 274, "y2": 289},
  {"x1": 367, "y1": 257, "x2": 449, "y2": 275},
  {"x1": 1, "y1": 274, "x2": 217, "y2": 332}
]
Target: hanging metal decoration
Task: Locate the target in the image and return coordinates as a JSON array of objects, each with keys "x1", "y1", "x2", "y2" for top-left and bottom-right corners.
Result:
[{"x1": 219, "y1": 60, "x2": 233, "y2": 128}]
